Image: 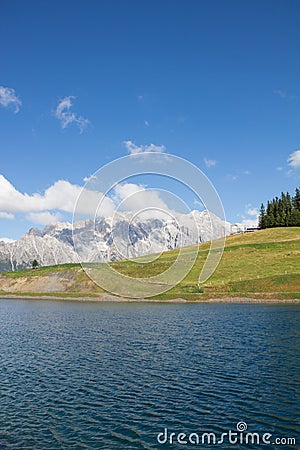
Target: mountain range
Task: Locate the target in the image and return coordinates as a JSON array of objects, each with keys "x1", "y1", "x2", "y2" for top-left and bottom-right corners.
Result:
[{"x1": 0, "y1": 210, "x2": 231, "y2": 272}]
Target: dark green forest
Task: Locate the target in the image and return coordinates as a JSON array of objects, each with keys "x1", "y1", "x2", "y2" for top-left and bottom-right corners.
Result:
[{"x1": 258, "y1": 187, "x2": 300, "y2": 229}]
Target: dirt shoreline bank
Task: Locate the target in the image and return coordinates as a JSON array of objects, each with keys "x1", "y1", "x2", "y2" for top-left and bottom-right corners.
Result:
[{"x1": 1, "y1": 294, "x2": 299, "y2": 303}]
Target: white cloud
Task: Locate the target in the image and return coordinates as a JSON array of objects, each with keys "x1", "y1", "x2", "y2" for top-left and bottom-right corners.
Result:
[
  {"x1": 193, "y1": 199, "x2": 204, "y2": 208},
  {"x1": 0, "y1": 175, "x2": 82, "y2": 213},
  {"x1": 288, "y1": 150, "x2": 300, "y2": 168},
  {"x1": 41, "y1": 180, "x2": 83, "y2": 212},
  {"x1": 0, "y1": 174, "x2": 116, "y2": 225},
  {"x1": 273, "y1": 89, "x2": 295, "y2": 100},
  {"x1": 204, "y1": 157, "x2": 217, "y2": 168},
  {"x1": 0, "y1": 86, "x2": 22, "y2": 113},
  {"x1": 113, "y1": 182, "x2": 170, "y2": 216},
  {"x1": 273, "y1": 89, "x2": 287, "y2": 99},
  {"x1": 0, "y1": 175, "x2": 190, "y2": 228},
  {"x1": 247, "y1": 207, "x2": 258, "y2": 216},
  {"x1": 239, "y1": 218, "x2": 259, "y2": 228},
  {"x1": 144, "y1": 120, "x2": 149, "y2": 127},
  {"x1": 0, "y1": 211, "x2": 14, "y2": 219},
  {"x1": 0, "y1": 237, "x2": 16, "y2": 243},
  {"x1": 83, "y1": 174, "x2": 97, "y2": 183},
  {"x1": 114, "y1": 183, "x2": 145, "y2": 200},
  {"x1": 54, "y1": 96, "x2": 89, "y2": 133},
  {"x1": 235, "y1": 206, "x2": 259, "y2": 229},
  {"x1": 27, "y1": 211, "x2": 63, "y2": 225},
  {"x1": 123, "y1": 140, "x2": 166, "y2": 155},
  {"x1": 226, "y1": 174, "x2": 238, "y2": 181},
  {"x1": 82, "y1": 190, "x2": 115, "y2": 217}
]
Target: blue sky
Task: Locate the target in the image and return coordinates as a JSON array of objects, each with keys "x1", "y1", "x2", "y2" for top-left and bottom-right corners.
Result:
[{"x1": 0, "y1": 0, "x2": 299, "y2": 240}]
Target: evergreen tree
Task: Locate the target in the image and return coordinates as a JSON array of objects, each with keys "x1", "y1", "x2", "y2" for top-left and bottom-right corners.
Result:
[
  {"x1": 265, "y1": 201, "x2": 275, "y2": 228},
  {"x1": 32, "y1": 259, "x2": 39, "y2": 269},
  {"x1": 290, "y1": 208, "x2": 300, "y2": 226},
  {"x1": 284, "y1": 192, "x2": 292, "y2": 226},
  {"x1": 293, "y1": 187, "x2": 300, "y2": 211},
  {"x1": 259, "y1": 187, "x2": 300, "y2": 229},
  {"x1": 258, "y1": 203, "x2": 267, "y2": 229},
  {"x1": 277, "y1": 196, "x2": 285, "y2": 227}
]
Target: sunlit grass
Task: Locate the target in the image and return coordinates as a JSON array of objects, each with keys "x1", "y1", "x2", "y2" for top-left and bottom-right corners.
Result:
[{"x1": 1, "y1": 227, "x2": 299, "y2": 299}]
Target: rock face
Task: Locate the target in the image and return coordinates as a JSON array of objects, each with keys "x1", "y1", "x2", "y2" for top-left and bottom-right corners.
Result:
[{"x1": 0, "y1": 210, "x2": 231, "y2": 272}]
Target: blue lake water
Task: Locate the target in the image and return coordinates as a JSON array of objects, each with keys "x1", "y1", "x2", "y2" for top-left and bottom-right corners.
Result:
[{"x1": 0, "y1": 299, "x2": 299, "y2": 449}]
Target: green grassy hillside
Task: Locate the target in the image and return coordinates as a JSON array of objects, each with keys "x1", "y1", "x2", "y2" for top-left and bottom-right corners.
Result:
[{"x1": 1, "y1": 227, "x2": 299, "y2": 300}]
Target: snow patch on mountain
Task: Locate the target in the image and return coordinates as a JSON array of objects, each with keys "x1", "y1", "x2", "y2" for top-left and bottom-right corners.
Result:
[{"x1": 0, "y1": 211, "x2": 231, "y2": 271}]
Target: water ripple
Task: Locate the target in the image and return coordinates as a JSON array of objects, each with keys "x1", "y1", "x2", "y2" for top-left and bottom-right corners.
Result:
[{"x1": 0, "y1": 300, "x2": 299, "y2": 449}]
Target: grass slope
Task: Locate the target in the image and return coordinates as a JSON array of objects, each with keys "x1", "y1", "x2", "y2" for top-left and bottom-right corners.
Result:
[{"x1": 1, "y1": 228, "x2": 299, "y2": 300}]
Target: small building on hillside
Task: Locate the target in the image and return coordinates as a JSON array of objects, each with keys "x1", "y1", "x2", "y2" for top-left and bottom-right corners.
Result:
[
  {"x1": 245, "y1": 226, "x2": 258, "y2": 232},
  {"x1": 230, "y1": 224, "x2": 245, "y2": 234}
]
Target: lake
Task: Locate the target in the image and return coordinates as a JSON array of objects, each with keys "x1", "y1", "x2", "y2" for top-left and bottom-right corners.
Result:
[{"x1": 0, "y1": 299, "x2": 299, "y2": 449}]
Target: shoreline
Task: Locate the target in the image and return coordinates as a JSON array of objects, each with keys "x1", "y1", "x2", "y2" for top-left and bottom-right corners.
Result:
[{"x1": 1, "y1": 293, "x2": 300, "y2": 304}]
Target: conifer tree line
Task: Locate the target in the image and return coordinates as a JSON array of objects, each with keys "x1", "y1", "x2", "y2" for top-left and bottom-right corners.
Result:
[{"x1": 259, "y1": 187, "x2": 300, "y2": 229}]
